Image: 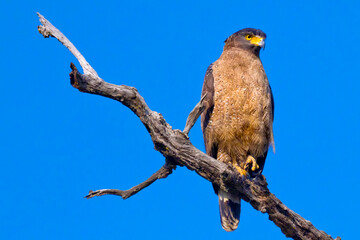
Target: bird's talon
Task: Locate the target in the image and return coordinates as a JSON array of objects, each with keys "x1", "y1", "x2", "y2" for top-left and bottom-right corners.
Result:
[
  {"x1": 235, "y1": 165, "x2": 249, "y2": 176},
  {"x1": 251, "y1": 162, "x2": 259, "y2": 171},
  {"x1": 245, "y1": 156, "x2": 259, "y2": 172}
]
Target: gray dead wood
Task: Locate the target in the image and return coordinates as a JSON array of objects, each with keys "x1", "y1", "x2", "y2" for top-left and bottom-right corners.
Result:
[
  {"x1": 183, "y1": 93, "x2": 207, "y2": 135},
  {"x1": 85, "y1": 161, "x2": 175, "y2": 200},
  {"x1": 37, "y1": 13, "x2": 341, "y2": 240}
]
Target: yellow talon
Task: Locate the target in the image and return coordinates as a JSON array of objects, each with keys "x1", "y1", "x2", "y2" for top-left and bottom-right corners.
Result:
[
  {"x1": 235, "y1": 165, "x2": 249, "y2": 176},
  {"x1": 245, "y1": 156, "x2": 259, "y2": 172},
  {"x1": 233, "y1": 156, "x2": 259, "y2": 176}
]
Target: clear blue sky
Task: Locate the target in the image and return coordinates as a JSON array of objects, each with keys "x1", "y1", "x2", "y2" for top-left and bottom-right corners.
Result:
[{"x1": 1, "y1": 1, "x2": 359, "y2": 239}]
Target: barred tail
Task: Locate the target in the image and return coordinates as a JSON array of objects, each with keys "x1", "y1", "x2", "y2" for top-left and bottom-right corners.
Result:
[{"x1": 218, "y1": 189, "x2": 241, "y2": 232}]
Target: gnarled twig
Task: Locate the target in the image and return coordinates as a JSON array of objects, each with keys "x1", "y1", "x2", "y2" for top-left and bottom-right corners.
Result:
[
  {"x1": 183, "y1": 93, "x2": 207, "y2": 135},
  {"x1": 85, "y1": 161, "x2": 175, "y2": 200},
  {"x1": 37, "y1": 12, "x2": 98, "y2": 79}
]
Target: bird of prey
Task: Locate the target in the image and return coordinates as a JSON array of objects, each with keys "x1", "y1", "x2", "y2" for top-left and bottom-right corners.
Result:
[{"x1": 201, "y1": 28, "x2": 275, "y2": 232}]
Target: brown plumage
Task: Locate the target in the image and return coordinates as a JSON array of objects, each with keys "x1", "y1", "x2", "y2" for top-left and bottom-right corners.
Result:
[{"x1": 201, "y1": 28, "x2": 274, "y2": 232}]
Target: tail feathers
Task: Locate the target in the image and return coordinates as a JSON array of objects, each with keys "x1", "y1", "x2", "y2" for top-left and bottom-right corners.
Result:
[{"x1": 218, "y1": 189, "x2": 241, "y2": 232}]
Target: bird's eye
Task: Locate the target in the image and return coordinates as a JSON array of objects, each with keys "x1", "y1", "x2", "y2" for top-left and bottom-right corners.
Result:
[{"x1": 245, "y1": 35, "x2": 252, "y2": 40}]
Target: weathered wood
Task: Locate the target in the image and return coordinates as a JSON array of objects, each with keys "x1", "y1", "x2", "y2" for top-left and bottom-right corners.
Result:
[
  {"x1": 183, "y1": 93, "x2": 207, "y2": 135},
  {"x1": 85, "y1": 161, "x2": 175, "y2": 200},
  {"x1": 37, "y1": 13, "x2": 98, "y2": 79},
  {"x1": 37, "y1": 13, "x2": 341, "y2": 240}
]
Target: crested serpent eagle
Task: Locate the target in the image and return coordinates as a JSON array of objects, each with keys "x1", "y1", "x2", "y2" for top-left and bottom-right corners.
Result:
[{"x1": 201, "y1": 28, "x2": 275, "y2": 232}]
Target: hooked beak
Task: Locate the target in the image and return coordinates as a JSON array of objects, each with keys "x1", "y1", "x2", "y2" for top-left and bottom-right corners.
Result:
[{"x1": 250, "y1": 36, "x2": 265, "y2": 49}]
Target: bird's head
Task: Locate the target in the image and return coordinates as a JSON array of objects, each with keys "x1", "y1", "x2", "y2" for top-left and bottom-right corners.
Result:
[{"x1": 224, "y1": 28, "x2": 266, "y2": 56}]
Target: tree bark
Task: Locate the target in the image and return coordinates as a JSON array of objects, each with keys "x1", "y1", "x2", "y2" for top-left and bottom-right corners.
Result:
[
  {"x1": 37, "y1": 13, "x2": 341, "y2": 240},
  {"x1": 85, "y1": 161, "x2": 175, "y2": 200}
]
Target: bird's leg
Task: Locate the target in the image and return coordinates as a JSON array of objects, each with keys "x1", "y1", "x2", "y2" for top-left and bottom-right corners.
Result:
[
  {"x1": 244, "y1": 155, "x2": 259, "y2": 172},
  {"x1": 234, "y1": 165, "x2": 249, "y2": 176},
  {"x1": 219, "y1": 151, "x2": 248, "y2": 176}
]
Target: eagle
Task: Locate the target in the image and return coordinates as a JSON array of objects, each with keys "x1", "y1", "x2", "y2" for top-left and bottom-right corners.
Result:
[{"x1": 201, "y1": 28, "x2": 275, "y2": 232}]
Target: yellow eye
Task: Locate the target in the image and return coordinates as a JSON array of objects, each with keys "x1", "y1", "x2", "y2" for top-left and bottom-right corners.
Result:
[{"x1": 245, "y1": 34, "x2": 252, "y2": 40}]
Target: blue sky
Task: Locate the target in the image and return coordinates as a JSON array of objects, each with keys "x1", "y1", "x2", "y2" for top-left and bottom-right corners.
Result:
[{"x1": 1, "y1": 1, "x2": 359, "y2": 239}]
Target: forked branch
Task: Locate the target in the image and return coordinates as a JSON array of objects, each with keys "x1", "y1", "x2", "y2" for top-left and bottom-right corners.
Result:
[
  {"x1": 85, "y1": 161, "x2": 176, "y2": 200},
  {"x1": 37, "y1": 13, "x2": 341, "y2": 240}
]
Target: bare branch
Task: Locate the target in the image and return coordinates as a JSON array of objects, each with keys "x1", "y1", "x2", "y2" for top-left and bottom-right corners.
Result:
[
  {"x1": 37, "y1": 13, "x2": 341, "y2": 240},
  {"x1": 183, "y1": 93, "x2": 207, "y2": 135},
  {"x1": 37, "y1": 12, "x2": 98, "y2": 79},
  {"x1": 85, "y1": 162, "x2": 175, "y2": 200}
]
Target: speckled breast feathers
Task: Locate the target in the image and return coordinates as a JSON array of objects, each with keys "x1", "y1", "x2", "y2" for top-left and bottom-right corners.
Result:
[{"x1": 202, "y1": 48, "x2": 274, "y2": 173}]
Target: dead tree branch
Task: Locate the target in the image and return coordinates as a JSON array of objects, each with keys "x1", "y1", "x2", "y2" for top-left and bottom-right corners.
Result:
[
  {"x1": 37, "y1": 13, "x2": 98, "y2": 79},
  {"x1": 85, "y1": 161, "x2": 176, "y2": 200},
  {"x1": 183, "y1": 93, "x2": 207, "y2": 135},
  {"x1": 37, "y1": 13, "x2": 341, "y2": 240}
]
